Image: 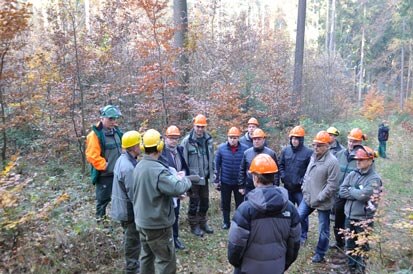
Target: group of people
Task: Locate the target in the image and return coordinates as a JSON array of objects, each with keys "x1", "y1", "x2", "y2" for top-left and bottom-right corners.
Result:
[{"x1": 85, "y1": 105, "x2": 385, "y2": 274}]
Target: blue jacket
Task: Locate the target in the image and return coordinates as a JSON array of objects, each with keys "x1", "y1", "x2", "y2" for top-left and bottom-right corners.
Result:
[
  {"x1": 238, "y1": 146, "x2": 280, "y2": 190},
  {"x1": 215, "y1": 142, "x2": 248, "y2": 185},
  {"x1": 279, "y1": 138, "x2": 313, "y2": 193},
  {"x1": 159, "y1": 145, "x2": 189, "y2": 175}
]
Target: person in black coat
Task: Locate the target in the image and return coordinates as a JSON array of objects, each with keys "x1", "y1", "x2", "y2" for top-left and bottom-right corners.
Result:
[
  {"x1": 378, "y1": 121, "x2": 390, "y2": 158},
  {"x1": 159, "y1": 125, "x2": 190, "y2": 250}
]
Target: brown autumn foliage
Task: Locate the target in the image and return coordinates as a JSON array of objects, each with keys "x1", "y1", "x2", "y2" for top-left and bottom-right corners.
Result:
[{"x1": 362, "y1": 86, "x2": 385, "y2": 120}]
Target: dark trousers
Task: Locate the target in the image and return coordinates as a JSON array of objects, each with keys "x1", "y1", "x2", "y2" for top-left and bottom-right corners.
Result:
[
  {"x1": 221, "y1": 183, "x2": 243, "y2": 225},
  {"x1": 345, "y1": 218, "x2": 373, "y2": 271},
  {"x1": 333, "y1": 197, "x2": 346, "y2": 246},
  {"x1": 121, "y1": 221, "x2": 141, "y2": 274},
  {"x1": 188, "y1": 183, "x2": 210, "y2": 219},
  {"x1": 173, "y1": 199, "x2": 180, "y2": 239},
  {"x1": 96, "y1": 176, "x2": 113, "y2": 219}
]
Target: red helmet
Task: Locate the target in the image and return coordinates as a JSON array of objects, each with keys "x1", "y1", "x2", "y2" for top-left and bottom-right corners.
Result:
[{"x1": 354, "y1": 146, "x2": 376, "y2": 160}]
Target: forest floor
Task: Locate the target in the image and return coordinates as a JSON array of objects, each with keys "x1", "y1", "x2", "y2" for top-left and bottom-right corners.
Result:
[{"x1": 1, "y1": 123, "x2": 412, "y2": 274}]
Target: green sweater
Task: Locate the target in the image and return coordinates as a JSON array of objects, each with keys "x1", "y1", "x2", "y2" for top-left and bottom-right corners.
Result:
[{"x1": 132, "y1": 155, "x2": 191, "y2": 229}]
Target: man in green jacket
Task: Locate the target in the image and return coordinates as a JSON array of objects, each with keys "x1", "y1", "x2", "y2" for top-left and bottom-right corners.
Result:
[
  {"x1": 181, "y1": 114, "x2": 215, "y2": 236},
  {"x1": 132, "y1": 129, "x2": 191, "y2": 274}
]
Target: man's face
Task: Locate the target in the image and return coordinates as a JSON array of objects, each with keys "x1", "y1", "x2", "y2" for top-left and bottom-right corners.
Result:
[
  {"x1": 328, "y1": 134, "x2": 336, "y2": 144},
  {"x1": 291, "y1": 137, "x2": 300, "y2": 148},
  {"x1": 101, "y1": 117, "x2": 118, "y2": 129},
  {"x1": 194, "y1": 125, "x2": 205, "y2": 137},
  {"x1": 348, "y1": 138, "x2": 362, "y2": 151},
  {"x1": 165, "y1": 135, "x2": 179, "y2": 149},
  {"x1": 356, "y1": 158, "x2": 372, "y2": 170},
  {"x1": 312, "y1": 142, "x2": 329, "y2": 157},
  {"x1": 253, "y1": 137, "x2": 265, "y2": 148},
  {"x1": 247, "y1": 124, "x2": 257, "y2": 136},
  {"x1": 227, "y1": 136, "x2": 239, "y2": 146}
]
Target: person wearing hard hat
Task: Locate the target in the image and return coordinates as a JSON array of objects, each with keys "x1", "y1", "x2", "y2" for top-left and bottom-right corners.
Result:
[
  {"x1": 181, "y1": 114, "x2": 215, "y2": 236},
  {"x1": 159, "y1": 125, "x2": 191, "y2": 250},
  {"x1": 298, "y1": 131, "x2": 339, "y2": 263},
  {"x1": 239, "y1": 117, "x2": 259, "y2": 148},
  {"x1": 86, "y1": 104, "x2": 123, "y2": 221},
  {"x1": 331, "y1": 128, "x2": 367, "y2": 250},
  {"x1": 111, "y1": 131, "x2": 142, "y2": 274},
  {"x1": 132, "y1": 129, "x2": 192, "y2": 274},
  {"x1": 214, "y1": 127, "x2": 248, "y2": 230},
  {"x1": 327, "y1": 127, "x2": 345, "y2": 156},
  {"x1": 339, "y1": 146, "x2": 382, "y2": 274},
  {"x1": 238, "y1": 128, "x2": 280, "y2": 197},
  {"x1": 228, "y1": 154, "x2": 301, "y2": 274}
]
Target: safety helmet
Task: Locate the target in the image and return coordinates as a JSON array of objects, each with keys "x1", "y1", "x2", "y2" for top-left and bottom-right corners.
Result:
[
  {"x1": 313, "y1": 130, "x2": 331, "y2": 144},
  {"x1": 122, "y1": 130, "x2": 141, "y2": 149},
  {"x1": 193, "y1": 114, "x2": 208, "y2": 126},
  {"x1": 141, "y1": 129, "x2": 164, "y2": 152},
  {"x1": 227, "y1": 127, "x2": 241, "y2": 137},
  {"x1": 249, "y1": 154, "x2": 278, "y2": 174},
  {"x1": 354, "y1": 146, "x2": 376, "y2": 160},
  {"x1": 100, "y1": 105, "x2": 122, "y2": 118},
  {"x1": 327, "y1": 126, "x2": 340, "y2": 136},
  {"x1": 247, "y1": 117, "x2": 259, "y2": 126},
  {"x1": 251, "y1": 128, "x2": 266, "y2": 138},
  {"x1": 289, "y1": 126, "x2": 305, "y2": 137},
  {"x1": 165, "y1": 125, "x2": 180, "y2": 137},
  {"x1": 347, "y1": 128, "x2": 366, "y2": 141}
]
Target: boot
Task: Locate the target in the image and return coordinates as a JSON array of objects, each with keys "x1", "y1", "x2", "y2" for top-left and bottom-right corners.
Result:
[
  {"x1": 199, "y1": 212, "x2": 214, "y2": 234},
  {"x1": 188, "y1": 214, "x2": 204, "y2": 237}
]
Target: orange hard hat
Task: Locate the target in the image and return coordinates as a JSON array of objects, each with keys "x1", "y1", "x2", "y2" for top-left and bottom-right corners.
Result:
[
  {"x1": 354, "y1": 146, "x2": 376, "y2": 160},
  {"x1": 289, "y1": 126, "x2": 305, "y2": 137},
  {"x1": 227, "y1": 127, "x2": 241, "y2": 137},
  {"x1": 193, "y1": 114, "x2": 207, "y2": 126},
  {"x1": 249, "y1": 154, "x2": 278, "y2": 174},
  {"x1": 347, "y1": 128, "x2": 366, "y2": 141},
  {"x1": 247, "y1": 117, "x2": 259, "y2": 126},
  {"x1": 165, "y1": 125, "x2": 180, "y2": 136},
  {"x1": 313, "y1": 130, "x2": 331, "y2": 144},
  {"x1": 251, "y1": 128, "x2": 266, "y2": 138}
]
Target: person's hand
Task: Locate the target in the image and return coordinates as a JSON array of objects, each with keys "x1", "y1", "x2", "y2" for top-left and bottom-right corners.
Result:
[
  {"x1": 176, "y1": 171, "x2": 185, "y2": 180},
  {"x1": 238, "y1": 188, "x2": 245, "y2": 195},
  {"x1": 179, "y1": 192, "x2": 187, "y2": 200}
]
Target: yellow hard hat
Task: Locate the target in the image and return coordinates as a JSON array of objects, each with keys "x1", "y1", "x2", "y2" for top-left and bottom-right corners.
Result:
[
  {"x1": 326, "y1": 127, "x2": 340, "y2": 136},
  {"x1": 122, "y1": 130, "x2": 141, "y2": 149}
]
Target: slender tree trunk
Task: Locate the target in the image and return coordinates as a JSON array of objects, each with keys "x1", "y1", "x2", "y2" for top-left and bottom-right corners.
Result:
[
  {"x1": 325, "y1": 0, "x2": 330, "y2": 53},
  {"x1": 400, "y1": 18, "x2": 405, "y2": 110},
  {"x1": 0, "y1": 50, "x2": 8, "y2": 165},
  {"x1": 358, "y1": 3, "x2": 366, "y2": 106},
  {"x1": 85, "y1": 0, "x2": 90, "y2": 34},
  {"x1": 292, "y1": 0, "x2": 306, "y2": 113},
  {"x1": 328, "y1": 0, "x2": 336, "y2": 55},
  {"x1": 406, "y1": 44, "x2": 412, "y2": 99}
]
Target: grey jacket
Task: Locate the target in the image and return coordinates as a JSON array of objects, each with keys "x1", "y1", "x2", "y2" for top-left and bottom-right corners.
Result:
[
  {"x1": 228, "y1": 186, "x2": 301, "y2": 273},
  {"x1": 181, "y1": 129, "x2": 214, "y2": 185},
  {"x1": 329, "y1": 140, "x2": 345, "y2": 156},
  {"x1": 110, "y1": 152, "x2": 137, "y2": 222},
  {"x1": 339, "y1": 166, "x2": 382, "y2": 220},
  {"x1": 132, "y1": 155, "x2": 191, "y2": 229},
  {"x1": 302, "y1": 151, "x2": 339, "y2": 210}
]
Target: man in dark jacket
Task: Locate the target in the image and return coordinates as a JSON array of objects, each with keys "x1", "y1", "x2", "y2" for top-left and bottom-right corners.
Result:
[
  {"x1": 378, "y1": 121, "x2": 390, "y2": 158},
  {"x1": 215, "y1": 127, "x2": 248, "y2": 229},
  {"x1": 238, "y1": 128, "x2": 279, "y2": 196},
  {"x1": 239, "y1": 117, "x2": 259, "y2": 148},
  {"x1": 111, "y1": 131, "x2": 141, "y2": 274},
  {"x1": 228, "y1": 154, "x2": 301, "y2": 274},
  {"x1": 327, "y1": 126, "x2": 345, "y2": 156},
  {"x1": 159, "y1": 125, "x2": 190, "y2": 250}
]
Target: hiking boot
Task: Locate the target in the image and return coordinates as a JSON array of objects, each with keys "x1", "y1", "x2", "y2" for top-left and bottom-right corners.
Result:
[
  {"x1": 190, "y1": 225, "x2": 204, "y2": 237},
  {"x1": 174, "y1": 237, "x2": 185, "y2": 250},
  {"x1": 200, "y1": 223, "x2": 214, "y2": 234},
  {"x1": 312, "y1": 254, "x2": 326, "y2": 263}
]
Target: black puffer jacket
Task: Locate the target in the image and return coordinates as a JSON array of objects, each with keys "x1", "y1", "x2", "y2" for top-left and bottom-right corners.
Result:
[
  {"x1": 279, "y1": 137, "x2": 313, "y2": 193},
  {"x1": 228, "y1": 186, "x2": 301, "y2": 274}
]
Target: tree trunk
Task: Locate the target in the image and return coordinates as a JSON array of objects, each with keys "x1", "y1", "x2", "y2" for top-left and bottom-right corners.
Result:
[
  {"x1": 358, "y1": 3, "x2": 366, "y2": 107},
  {"x1": 292, "y1": 0, "x2": 307, "y2": 113},
  {"x1": 328, "y1": 0, "x2": 336, "y2": 55},
  {"x1": 400, "y1": 18, "x2": 405, "y2": 110},
  {"x1": 0, "y1": 50, "x2": 8, "y2": 165},
  {"x1": 173, "y1": 0, "x2": 190, "y2": 122},
  {"x1": 406, "y1": 44, "x2": 412, "y2": 99}
]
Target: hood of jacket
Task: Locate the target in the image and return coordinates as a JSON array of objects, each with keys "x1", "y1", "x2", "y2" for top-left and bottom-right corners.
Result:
[{"x1": 247, "y1": 186, "x2": 288, "y2": 214}]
